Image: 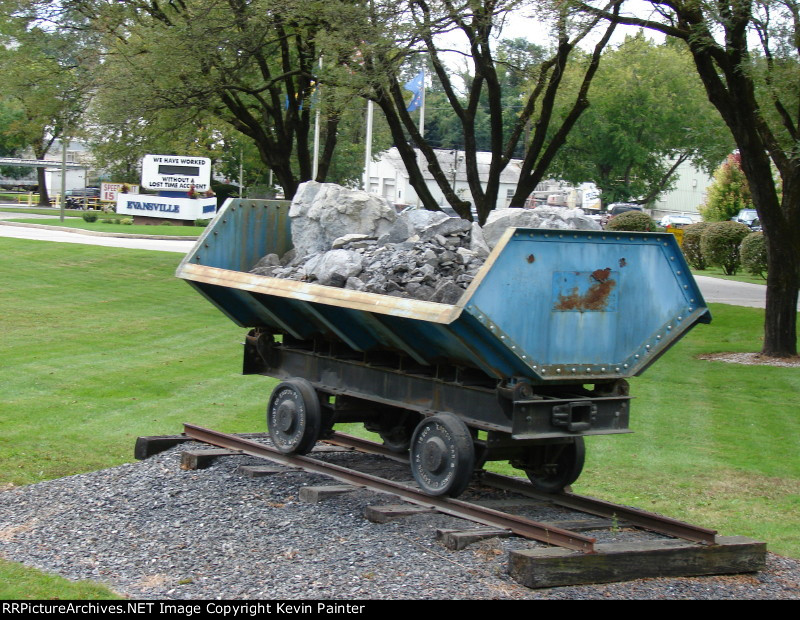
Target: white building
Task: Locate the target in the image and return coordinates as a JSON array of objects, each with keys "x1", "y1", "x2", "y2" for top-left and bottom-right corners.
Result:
[
  {"x1": 0, "y1": 139, "x2": 92, "y2": 192},
  {"x1": 651, "y1": 159, "x2": 714, "y2": 220},
  {"x1": 367, "y1": 146, "x2": 703, "y2": 216},
  {"x1": 366, "y1": 148, "x2": 524, "y2": 211}
]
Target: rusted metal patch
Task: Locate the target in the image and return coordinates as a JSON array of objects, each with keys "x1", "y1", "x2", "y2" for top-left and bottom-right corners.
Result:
[{"x1": 552, "y1": 270, "x2": 618, "y2": 312}]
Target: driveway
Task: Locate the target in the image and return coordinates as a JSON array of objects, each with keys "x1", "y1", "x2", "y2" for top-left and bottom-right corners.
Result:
[
  {"x1": 693, "y1": 275, "x2": 794, "y2": 310},
  {"x1": 0, "y1": 215, "x2": 196, "y2": 253}
]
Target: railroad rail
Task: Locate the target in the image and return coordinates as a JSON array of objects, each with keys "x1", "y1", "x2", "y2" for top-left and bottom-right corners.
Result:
[
  {"x1": 183, "y1": 423, "x2": 596, "y2": 553},
  {"x1": 321, "y1": 431, "x2": 719, "y2": 545},
  {"x1": 135, "y1": 425, "x2": 767, "y2": 588},
  {"x1": 183, "y1": 424, "x2": 719, "y2": 549}
]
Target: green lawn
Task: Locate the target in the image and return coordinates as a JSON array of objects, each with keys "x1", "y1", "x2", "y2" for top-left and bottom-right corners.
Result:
[
  {"x1": 5, "y1": 217, "x2": 202, "y2": 237},
  {"x1": 691, "y1": 265, "x2": 767, "y2": 285},
  {"x1": 0, "y1": 237, "x2": 798, "y2": 597}
]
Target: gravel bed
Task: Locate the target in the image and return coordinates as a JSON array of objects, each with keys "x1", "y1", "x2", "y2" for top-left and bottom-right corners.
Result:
[{"x1": 1, "y1": 445, "x2": 798, "y2": 600}]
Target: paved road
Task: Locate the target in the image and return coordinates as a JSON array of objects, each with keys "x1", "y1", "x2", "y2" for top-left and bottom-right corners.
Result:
[
  {"x1": 0, "y1": 215, "x2": 195, "y2": 254},
  {"x1": 1, "y1": 217, "x2": 790, "y2": 309},
  {"x1": 694, "y1": 275, "x2": 776, "y2": 310}
]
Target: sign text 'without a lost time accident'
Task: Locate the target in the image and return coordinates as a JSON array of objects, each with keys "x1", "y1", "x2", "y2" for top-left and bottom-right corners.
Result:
[{"x1": 141, "y1": 154, "x2": 212, "y2": 192}]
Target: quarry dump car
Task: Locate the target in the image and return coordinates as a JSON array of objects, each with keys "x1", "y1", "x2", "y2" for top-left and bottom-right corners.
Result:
[{"x1": 176, "y1": 199, "x2": 711, "y2": 497}]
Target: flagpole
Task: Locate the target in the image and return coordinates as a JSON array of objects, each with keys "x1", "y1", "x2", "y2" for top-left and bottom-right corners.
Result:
[
  {"x1": 364, "y1": 100, "x2": 374, "y2": 191},
  {"x1": 416, "y1": 70, "x2": 425, "y2": 208},
  {"x1": 418, "y1": 70, "x2": 425, "y2": 139},
  {"x1": 312, "y1": 56, "x2": 322, "y2": 180}
]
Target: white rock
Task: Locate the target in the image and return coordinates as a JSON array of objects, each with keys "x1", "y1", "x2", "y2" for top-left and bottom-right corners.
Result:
[
  {"x1": 289, "y1": 181, "x2": 397, "y2": 258},
  {"x1": 306, "y1": 249, "x2": 364, "y2": 286}
]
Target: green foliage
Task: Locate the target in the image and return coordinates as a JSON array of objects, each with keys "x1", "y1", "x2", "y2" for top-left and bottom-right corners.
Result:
[
  {"x1": 550, "y1": 33, "x2": 732, "y2": 205},
  {"x1": 700, "y1": 221, "x2": 752, "y2": 275},
  {"x1": 82, "y1": 211, "x2": 98, "y2": 223},
  {"x1": 0, "y1": 5, "x2": 100, "y2": 203},
  {"x1": 740, "y1": 231, "x2": 768, "y2": 279},
  {"x1": 700, "y1": 153, "x2": 753, "y2": 221},
  {"x1": 682, "y1": 221, "x2": 712, "y2": 270},
  {"x1": 605, "y1": 211, "x2": 656, "y2": 231},
  {"x1": 194, "y1": 219, "x2": 210, "y2": 227},
  {"x1": 210, "y1": 181, "x2": 240, "y2": 206}
]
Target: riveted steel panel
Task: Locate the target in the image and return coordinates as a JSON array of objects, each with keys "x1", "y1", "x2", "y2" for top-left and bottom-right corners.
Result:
[{"x1": 177, "y1": 201, "x2": 710, "y2": 384}]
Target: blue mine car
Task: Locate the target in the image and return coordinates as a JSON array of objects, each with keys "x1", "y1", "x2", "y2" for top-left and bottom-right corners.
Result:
[{"x1": 177, "y1": 199, "x2": 710, "y2": 497}]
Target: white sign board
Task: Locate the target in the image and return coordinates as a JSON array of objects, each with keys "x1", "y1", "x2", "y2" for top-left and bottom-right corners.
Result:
[
  {"x1": 141, "y1": 154, "x2": 211, "y2": 192},
  {"x1": 101, "y1": 182, "x2": 140, "y2": 202},
  {"x1": 116, "y1": 193, "x2": 217, "y2": 220},
  {"x1": 582, "y1": 189, "x2": 602, "y2": 210}
]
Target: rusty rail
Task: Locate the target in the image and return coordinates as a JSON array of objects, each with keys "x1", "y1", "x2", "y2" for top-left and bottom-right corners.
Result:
[
  {"x1": 323, "y1": 432, "x2": 718, "y2": 545},
  {"x1": 481, "y1": 472, "x2": 718, "y2": 545},
  {"x1": 183, "y1": 424, "x2": 597, "y2": 553}
]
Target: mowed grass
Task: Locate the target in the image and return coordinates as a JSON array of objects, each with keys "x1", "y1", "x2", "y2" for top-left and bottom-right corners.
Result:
[
  {"x1": 0, "y1": 239, "x2": 271, "y2": 486},
  {"x1": 0, "y1": 237, "x2": 798, "y2": 597},
  {"x1": 571, "y1": 304, "x2": 800, "y2": 558},
  {"x1": 0, "y1": 238, "x2": 276, "y2": 597},
  {"x1": 692, "y1": 265, "x2": 767, "y2": 285},
  {"x1": 6, "y1": 217, "x2": 202, "y2": 236}
]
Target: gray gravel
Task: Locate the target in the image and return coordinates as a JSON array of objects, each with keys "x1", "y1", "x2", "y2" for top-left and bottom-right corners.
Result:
[{"x1": 1, "y1": 445, "x2": 798, "y2": 600}]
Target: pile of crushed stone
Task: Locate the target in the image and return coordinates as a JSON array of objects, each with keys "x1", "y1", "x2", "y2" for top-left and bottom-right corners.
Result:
[{"x1": 250, "y1": 182, "x2": 600, "y2": 304}]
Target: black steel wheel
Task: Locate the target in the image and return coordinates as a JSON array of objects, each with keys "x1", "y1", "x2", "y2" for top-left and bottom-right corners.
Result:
[
  {"x1": 267, "y1": 379, "x2": 321, "y2": 455},
  {"x1": 522, "y1": 438, "x2": 586, "y2": 494},
  {"x1": 409, "y1": 413, "x2": 475, "y2": 497}
]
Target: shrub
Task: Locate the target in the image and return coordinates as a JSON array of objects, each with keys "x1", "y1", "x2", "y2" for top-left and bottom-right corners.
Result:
[
  {"x1": 194, "y1": 219, "x2": 210, "y2": 227},
  {"x1": 121, "y1": 218, "x2": 133, "y2": 225},
  {"x1": 81, "y1": 212, "x2": 98, "y2": 223},
  {"x1": 605, "y1": 211, "x2": 656, "y2": 232},
  {"x1": 699, "y1": 153, "x2": 753, "y2": 221},
  {"x1": 100, "y1": 218, "x2": 113, "y2": 224},
  {"x1": 682, "y1": 222, "x2": 712, "y2": 270},
  {"x1": 700, "y1": 220, "x2": 751, "y2": 275},
  {"x1": 740, "y1": 231, "x2": 767, "y2": 279}
]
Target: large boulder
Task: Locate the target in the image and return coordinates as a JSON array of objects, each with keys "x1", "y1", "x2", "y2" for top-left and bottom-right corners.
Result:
[{"x1": 289, "y1": 181, "x2": 397, "y2": 258}]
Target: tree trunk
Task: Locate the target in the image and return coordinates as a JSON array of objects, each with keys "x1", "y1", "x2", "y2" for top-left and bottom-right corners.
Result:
[
  {"x1": 687, "y1": 42, "x2": 799, "y2": 357},
  {"x1": 762, "y1": 179, "x2": 800, "y2": 357},
  {"x1": 36, "y1": 163, "x2": 49, "y2": 207}
]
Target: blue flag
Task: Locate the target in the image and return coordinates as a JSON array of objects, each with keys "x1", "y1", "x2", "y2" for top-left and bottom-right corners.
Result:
[{"x1": 404, "y1": 70, "x2": 424, "y2": 112}]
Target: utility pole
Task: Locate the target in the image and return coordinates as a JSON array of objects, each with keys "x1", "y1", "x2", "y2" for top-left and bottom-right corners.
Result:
[{"x1": 59, "y1": 138, "x2": 67, "y2": 223}]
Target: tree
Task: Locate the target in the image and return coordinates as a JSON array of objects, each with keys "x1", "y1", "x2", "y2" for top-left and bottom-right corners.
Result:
[
  {"x1": 0, "y1": 2, "x2": 98, "y2": 204},
  {"x1": 75, "y1": 0, "x2": 362, "y2": 199},
  {"x1": 85, "y1": 104, "x2": 229, "y2": 185},
  {"x1": 0, "y1": 98, "x2": 32, "y2": 179},
  {"x1": 577, "y1": 0, "x2": 800, "y2": 357},
  {"x1": 344, "y1": 0, "x2": 621, "y2": 224},
  {"x1": 550, "y1": 33, "x2": 733, "y2": 205},
  {"x1": 699, "y1": 153, "x2": 754, "y2": 222}
]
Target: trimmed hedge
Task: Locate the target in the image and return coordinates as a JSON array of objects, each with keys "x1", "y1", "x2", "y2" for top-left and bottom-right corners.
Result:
[
  {"x1": 700, "y1": 220, "x2": 752, "y2": 275},
  {"x1": 740, "y1": 231, "x2": 767, "y2": 279},
  {"x1": 682, "y1": 222, "x2": 712, "y2": 270},
  {"x1": 605, "y1": 211, "x2": 656, "y2": 232}
]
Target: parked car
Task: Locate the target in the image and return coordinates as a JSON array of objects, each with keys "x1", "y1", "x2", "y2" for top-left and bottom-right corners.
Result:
[
  {"x1": 64, "y1": 188, "x2": 101, "y2": 209},
  {"x1": 732, "y1": 208, "x2": 759, "y2": 229},
  {"x1": 659, "y1": 214, "x2": 695, "y2": 229},
  {"x1": 607, "y1": 203, "x2": 643, "y2": 217}
]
